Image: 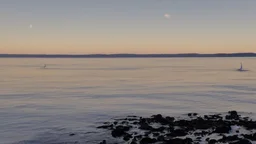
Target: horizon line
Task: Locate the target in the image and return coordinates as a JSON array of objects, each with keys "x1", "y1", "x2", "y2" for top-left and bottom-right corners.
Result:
[{"x1": 0, "y1": 52, "x2": 256, "y2": 58}]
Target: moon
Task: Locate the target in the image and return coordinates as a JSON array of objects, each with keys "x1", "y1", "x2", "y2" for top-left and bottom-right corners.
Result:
[
  {"x1": 29, "y1": 24, "x2": 33, "y2": 28},
  {"x1": 164, "y1": 14, "x2": 170, "y2": 19}
]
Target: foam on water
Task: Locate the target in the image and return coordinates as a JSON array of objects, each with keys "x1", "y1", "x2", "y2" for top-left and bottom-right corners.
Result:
[{"x1": 0, "y1": 58, "x2": 256, "y2": 144}]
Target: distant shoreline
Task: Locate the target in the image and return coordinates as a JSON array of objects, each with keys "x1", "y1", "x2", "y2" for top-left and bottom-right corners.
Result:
[{"x1": 0, "y1": 53, "x2": 255, "y2": 58}]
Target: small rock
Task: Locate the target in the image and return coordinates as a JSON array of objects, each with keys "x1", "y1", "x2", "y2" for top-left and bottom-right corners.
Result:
[
  {"x1": 99, "y1": 140, "x2": 106, "y2": 144},
  {"x1": 208, "y1": 139, "x2": 217, "y2": 144},
  {"x1": 140, "y1": 137, "x2": 157, "y2": 144},
  {"x1": 123, "y1": 133, "x2": 132, "y2": 141},
  {"x1": 230, "y1": 139, "x2": 252, "y2": 144},
  {"x1": 214, "y1": 125, "x2": 231, "y2": 133}
]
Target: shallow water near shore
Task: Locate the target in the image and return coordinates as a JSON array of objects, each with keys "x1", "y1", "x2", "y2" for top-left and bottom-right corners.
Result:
[{"x1": 0, "y1": 58, "x2": 256, "y2": 144}]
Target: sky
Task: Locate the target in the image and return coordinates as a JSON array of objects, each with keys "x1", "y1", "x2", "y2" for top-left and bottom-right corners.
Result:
[{"x1": 1, "y1": 0, "x2": 256, "y2": 54}]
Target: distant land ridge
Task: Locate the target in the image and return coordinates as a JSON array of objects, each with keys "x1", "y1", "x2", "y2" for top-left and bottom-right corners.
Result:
[{"x1": 0, "y1": 53, "x2": 255, "y2": 58}]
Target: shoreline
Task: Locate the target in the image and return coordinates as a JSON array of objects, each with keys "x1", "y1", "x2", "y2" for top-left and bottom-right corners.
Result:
[{"x1": 97, "y1": 111, "x2": 256, "y2": 144}]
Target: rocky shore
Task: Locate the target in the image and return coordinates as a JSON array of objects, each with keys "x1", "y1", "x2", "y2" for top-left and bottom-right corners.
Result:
[{"x1": 97, "y1": 111, "x2": 256, "y2": 144}]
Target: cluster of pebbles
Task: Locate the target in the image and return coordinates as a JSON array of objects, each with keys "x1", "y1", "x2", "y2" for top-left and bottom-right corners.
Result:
[{"x1": 97, "y1": 111, "x2": 256, "y2": 144}]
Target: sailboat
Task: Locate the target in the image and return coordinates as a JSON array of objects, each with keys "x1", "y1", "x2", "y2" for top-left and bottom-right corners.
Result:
[
  {"x1": 238, "y1": 63, "x2": 243, "y2": 71},
  {"x1": 237, "y1": 63, "x2": 248, "y2": 72},
  {"x1": 41, "y1": 64, "x2": 46, "y2": 69}
]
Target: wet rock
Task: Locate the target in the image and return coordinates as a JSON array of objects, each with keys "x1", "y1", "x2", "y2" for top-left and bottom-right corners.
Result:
[
  {"x1": 97, "y1": 124, "x2": 113, "y2": 129},
  {"x1": 152, "y1": 114, "x2": 169, "y2": 125},
  {"x1": 128, "y1": 118, "x2": 138, "y2": 121},
  {"x1": 167, "y1": 129, "x2": 187, "y2": 137},
  {"x1": 194, "y1": 131, "x2": 209, "y2": 136},
  {"x1": 230, "y1": 139, "x2": 252, "y2": 144},
  {"x1": 98, "y1": 111, "x2": 256, "y2": 144},
  {"x1": 214, "y1": 125, "x2": 231, "y2": 133},
  {"x1": 140, "y1": 137, "x2": 157, "y2": 144},
  {"x1": 184, "y1": 138, "x2": 193, "y2": 144},
  {"x1": 116, "y1": 125, "x2": 130, "y2": 131},
  {"x1": 153, "y1": 132, "x2": 160, "y2": 137},
  {"x1": 243, "y1": 120, "x2": 256, "y2": 130},
  {"x1": 99, "y1": 140, "x2": 106, "y2": 144},
  {"x1": 243, "y1": 133, "x2": 256, "y2": 141},
  {"x1": 208, "y1": 139, "x2": 217, "y2": 144},
  {"x1": 219, "y1": 135, "x2": 240, "y2": 142},
  {"x1": 152, "y1": 126, "x2": 165, "y2": 132},
  {"x1": 226, "y1": 111, "x2": 239, "y2": 120},
  {"x1": 123, "y1": 133, "x2": 133, "y2": 141},
  {"x1": 166, "y1": 116, "x2": 175, "y2": 122},
  {"x1": 111, "y1": 125, "x2": 130, "y2": 137},
  {"x1": 139, "y1": 123, "x2": 153, "y2": 130},
  {"x1": 165, "y1": 138, "x2": 191, "y2": 144},
  {"x1": 157, "y1": 135, "x2": 165, "y2": 141},
  {"x1": 134, "y1": 135, "x2": 142, "y2": 140}
]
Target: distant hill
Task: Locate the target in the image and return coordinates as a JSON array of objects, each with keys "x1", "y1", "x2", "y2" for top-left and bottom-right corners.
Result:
[{"x1": 0, "y1": 53, "x2": 255, "y2": 58}]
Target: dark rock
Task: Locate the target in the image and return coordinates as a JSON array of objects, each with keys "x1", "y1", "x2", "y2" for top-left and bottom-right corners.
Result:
[
  {"x1": 113, "y1": 121, "x2": 118, "y2": 125},
  {"x1": 214, "y1": 125, "x2": 231, "y2": 133},
  {"x1": 139, "y1": 123, "x2": 153, "y2": 130},
  {"x1": 135, "y1": 135, "x2": 142, "y2": 139},
  {"x1": 166, "y1": 116, "x2": 175, "y2": 122},
  {"x1": 165, "y1": 138, "x2": 190, "y2": 144},
  {"x1": 208, "y1": 139, "x2": 217, "y2": 144},
  {"x1": 226, "y1": 111, "x2": 239, "y2": 120},
  {"x1": 111, "y1": 126, "x2": 130, "y2": 137},
  {"x1": 133, "y1": 121, "x2": 139, "y2": 125},
  {"x1": 140, "y1": 137, "x2": 157, "y2": 144},
  {"x1": 229, "y1": 139, "x2": 252, "y2": 144},
  {"x1": 184, "y1": 138, "x2": 193, "y2": 144},
  {"x1": 243, "y1": 120, "x2": 256, "y2": 130},
  {"x1": 243, "y1": 133, "x2": 256, "y2": 141},
  {"x1": 219, "y1": 135, "x2": 239, "y2": 142},
  {"x1": 69, "y1": 133, "x2": 75, "y2": 136},
  {"x1": 123, "y1": 133, "x2": 133, "y2": 141},
  {"x1": 194, "y1": 131, "x2": 209, "y2": 136},
  {"x1": 157, "y1": 135, "x2": 165, "y2": 141},
  {"x1": 116, "y1": 125, "x2": 130, "y2": 131},
  {"x1": 99, "y1": 140, "x2": 106, "y2": 144},
  {"x1": 167, "y1": 129, "x2": 187, "y2": 137},
  {"x1": 128, "y1": 118, "x2": 138, "y2": 121},
  {"x1": 152, "y1": 114, "x2": 169, "y2": 125},
  {"x1": 152, "y1": 126, "x2": 165, "y2": 132},
  {"x1": 128, "y1": 115, "x2": 138, "y2": 118},
  {"x1": 97, "y1": 124, "x2": 113, "y2": 129},
  {"x1": 153, "y1": 132, "x2": 160, "y2": 137},
  {"x1": 121, "y1": 121, "x2": 128, "y2": 124}
]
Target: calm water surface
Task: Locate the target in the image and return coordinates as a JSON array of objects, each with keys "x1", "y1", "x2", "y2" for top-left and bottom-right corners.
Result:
[{"x1": 0, "y1": 58, "x2": 256, "y2": 144}]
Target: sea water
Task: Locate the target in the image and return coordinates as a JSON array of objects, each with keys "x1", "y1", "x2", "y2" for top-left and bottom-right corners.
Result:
[{"x1": 0, "y1": 58, "x2": 256, "y2": 144}]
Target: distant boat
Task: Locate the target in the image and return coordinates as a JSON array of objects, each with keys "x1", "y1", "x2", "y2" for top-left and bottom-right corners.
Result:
[
  {"x1": 41, "y1": 64, "x2": 46, "y2": 69},
  {"x1": 237, "y1": 63, "x2": 248, "y2": 72},
  {"x1": 238, "y1": 63, "x2": 243, "y2": 71}
]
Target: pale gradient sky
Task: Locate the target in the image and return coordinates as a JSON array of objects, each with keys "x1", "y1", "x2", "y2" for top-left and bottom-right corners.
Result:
[{"x1": 1, "y1": 0, "x2": 256, "y2": 54}]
